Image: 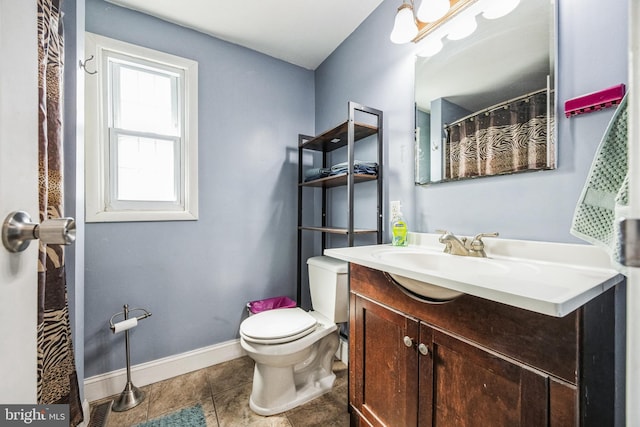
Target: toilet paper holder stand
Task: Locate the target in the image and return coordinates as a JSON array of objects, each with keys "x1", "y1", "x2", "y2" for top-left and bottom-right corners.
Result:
[{"x1": 109, "y1": 304, "x2": 152, "y2": 412}]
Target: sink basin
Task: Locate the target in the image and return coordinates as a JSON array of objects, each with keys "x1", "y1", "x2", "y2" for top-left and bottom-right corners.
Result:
[
  {"x1": 372, "y1": 249, "x2": 510, "y2": 276},
  {"x1": 372, "y1": 249, "x2": 511, "y2": 301},
  {"x1": 324, "y1": 236, "x2": 624, "y2": 317},
  {"x1": 387, "y1": 273, "x2": 464, "y2": 301}
]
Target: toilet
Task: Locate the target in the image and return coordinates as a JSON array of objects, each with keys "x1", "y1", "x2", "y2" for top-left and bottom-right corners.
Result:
[{"x1": 239, "y1": 256, "x2": 348, "y2": 416}]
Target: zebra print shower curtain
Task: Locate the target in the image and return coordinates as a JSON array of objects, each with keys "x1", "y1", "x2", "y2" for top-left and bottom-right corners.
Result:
[
  {"x1": 444, "y1": 90, "x2": 553, "y2": 180},
  {"x1": 37, "y1": 0, "x2": 83, "y2": 425}
]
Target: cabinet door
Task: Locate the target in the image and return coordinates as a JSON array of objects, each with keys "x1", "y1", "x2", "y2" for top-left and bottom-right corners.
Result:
[
  {"x1": 424, "y1": 328, "x2": 550, "y2": 427},
  {"x1": 351, "y1": 295, "x2": 420, "y2": 426}
]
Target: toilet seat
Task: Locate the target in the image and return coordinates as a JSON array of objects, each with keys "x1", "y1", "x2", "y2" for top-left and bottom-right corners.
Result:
[{"x1": 241, "y1": 308, "x2": 318, "y2": 344}]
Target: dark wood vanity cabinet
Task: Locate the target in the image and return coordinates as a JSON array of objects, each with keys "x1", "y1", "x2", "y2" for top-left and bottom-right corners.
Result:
[{"x1": 348, "y1": 264, "x2": 616, "y2": 427}]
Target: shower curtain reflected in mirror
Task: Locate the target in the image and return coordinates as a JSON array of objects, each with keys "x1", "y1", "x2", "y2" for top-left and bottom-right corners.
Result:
[
  {"x1": 445, "y1": 90, "x2": 554, "y2": 180},
  {"x1": 37, "y1": 0, "x2": 82, "y2": 425}
]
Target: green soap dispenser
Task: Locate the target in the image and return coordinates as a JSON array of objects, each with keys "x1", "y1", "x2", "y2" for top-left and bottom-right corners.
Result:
[{"x1": 390, "y1": 201, "x2": 408, "y2": 246}]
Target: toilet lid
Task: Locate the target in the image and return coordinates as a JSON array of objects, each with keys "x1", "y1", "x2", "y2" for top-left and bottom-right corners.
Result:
[{"x1": 241, "y1": 308, "x2": 317, "y2": 344}]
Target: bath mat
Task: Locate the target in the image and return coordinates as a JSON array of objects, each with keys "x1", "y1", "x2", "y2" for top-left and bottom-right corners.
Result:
[{"x1": 134, "y1": 404, "x2": 206, "y2": 427}]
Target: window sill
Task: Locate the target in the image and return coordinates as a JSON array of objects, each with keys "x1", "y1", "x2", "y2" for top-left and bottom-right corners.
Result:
[{"x1": 86, "y1": 209, "x2": 198, "y2": 223}]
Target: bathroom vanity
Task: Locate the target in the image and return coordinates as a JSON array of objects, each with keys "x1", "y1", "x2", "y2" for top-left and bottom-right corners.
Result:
[
  {"x1": 348, "y1": 264, "x2": 615, "y2": 426},
  {"x1": 325, "y1": 233, "x2": 624, "y2": 426}
]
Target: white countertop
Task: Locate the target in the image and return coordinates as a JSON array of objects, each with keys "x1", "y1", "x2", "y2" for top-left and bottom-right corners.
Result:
[{"x1": 324, "y1": 233, "x2": 624, "y2": 317}]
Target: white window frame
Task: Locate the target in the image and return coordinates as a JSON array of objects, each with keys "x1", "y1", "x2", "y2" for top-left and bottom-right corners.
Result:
[{"x1": 85, "y1": 32, "x2": 198, "y2": 222}]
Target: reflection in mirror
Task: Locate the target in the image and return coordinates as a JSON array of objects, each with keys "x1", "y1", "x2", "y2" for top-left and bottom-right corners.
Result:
[{"x1": 414, "y1": 0, "x2": 555, "y2": 184}]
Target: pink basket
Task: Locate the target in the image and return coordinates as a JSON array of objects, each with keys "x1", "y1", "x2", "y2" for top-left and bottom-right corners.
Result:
[{"x1": 247, "y1": 296, "x2": 296, "y2": 314}]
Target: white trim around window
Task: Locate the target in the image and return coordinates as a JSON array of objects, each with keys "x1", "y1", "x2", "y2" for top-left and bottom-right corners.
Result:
[{"x1": 84, "y1": 32, "x2": 198, "y2": 222}]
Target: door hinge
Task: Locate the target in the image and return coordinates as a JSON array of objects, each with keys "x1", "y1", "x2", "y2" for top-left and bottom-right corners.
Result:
[{"x1": 619, "y1": 218, "x2": 640, "y2": 267}]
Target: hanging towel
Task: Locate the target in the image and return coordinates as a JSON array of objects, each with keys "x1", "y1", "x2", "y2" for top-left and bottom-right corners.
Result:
[{"x1": 570, "y1": 94, "x2": 629, "y2": 271}]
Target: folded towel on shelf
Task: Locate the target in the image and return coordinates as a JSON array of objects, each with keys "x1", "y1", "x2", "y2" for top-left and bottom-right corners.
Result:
[
  {"x1": 304, "y1": 161, "x2": 379, "y2": 182},
  {"x1": 329, "y1": 160, "x2": 378, "y2": 176},
  {"x1": 570, "y1": 94, "x2": 628, "y2": 270},
  {"x1": 304, "y1": 167, "x2": 331, "y2": 182}
]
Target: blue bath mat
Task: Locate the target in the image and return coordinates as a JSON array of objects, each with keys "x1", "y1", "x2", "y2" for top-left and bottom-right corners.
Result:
[{"x1": 134, "y1": 404, "x2": 206, "y2": 427}]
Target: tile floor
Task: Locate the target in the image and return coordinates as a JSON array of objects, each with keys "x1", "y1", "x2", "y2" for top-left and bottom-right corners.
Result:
[{"x1": 90, "y1": 357, "x2": 349, "y2": 427}]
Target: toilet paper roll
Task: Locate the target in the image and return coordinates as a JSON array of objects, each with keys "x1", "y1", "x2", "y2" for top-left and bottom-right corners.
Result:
[{"x1": 112, "y1": 317, "x2": 138, "y2": 334}]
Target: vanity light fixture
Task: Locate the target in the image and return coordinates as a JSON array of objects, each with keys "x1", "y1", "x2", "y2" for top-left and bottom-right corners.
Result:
[
  {"x1": 391, "y1": 0, "x2": 454, "y2": 46},
  {"x1": 414, "y1": 0, "x2": 521, "y2": 57},
  {"x1": 416, "y1": 0, "x2": 450, "y2": 23},
  {"x1": 390, "y1": 2, "x2": 419, "y2": 44}
]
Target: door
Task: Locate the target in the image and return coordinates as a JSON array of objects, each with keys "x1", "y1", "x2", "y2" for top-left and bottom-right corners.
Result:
[
  {"x1": 350, "y1": 295, "x2": 419, "y2": 426},
  {"x1": 426, "y1": 329, "x2": 550, "y2": 426},
  {"x1": 629, "y1": 1, "x2": 640, "y2": 425},
  {"x1": 0, "y1": 0, "x2": 40, "y2": 402}
]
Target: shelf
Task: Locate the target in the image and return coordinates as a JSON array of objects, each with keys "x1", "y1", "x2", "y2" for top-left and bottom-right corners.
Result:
[
  {"x1": 300, "y1": 173, "x2": 378, "y2": 188},
  {"x1": 299, "y1": 122, "x2": 378, "y2": 152},
  {"x1": 299, "y1": 226, "x2": 379, "y2": 235},
  {"x1": 296, "y1": 102, "x2": 383, "y2": 306}
]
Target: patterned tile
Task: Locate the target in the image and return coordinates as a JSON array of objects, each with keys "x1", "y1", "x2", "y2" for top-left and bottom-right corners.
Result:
[
  {"x1": 96, "y1": 385, "x2": 151, "y2": 427},
  {"x1": 147, "y1": 369, "x2": 211, "y2": 418},
  {"x1": 284, "y1": 363, "x2": 348, "y2": 427},
  {"x1": 214, "y1": 381, "x2": 292, "y2": 427},
  {"x1": 206, "y1": 356, "x2": 255, "y2": 395},
  {"x1": 200, "y1": 398, "x2": 219, "y2": 427},
  {"x1": 284, "y1": 383, "x2": 349, "y2": 427},
  {"x1": 89, "y1": 357, "x2": 348, "y2": 427},
  {"x1": 331, "y1": 360, "x2": 348, "y2": 389}
]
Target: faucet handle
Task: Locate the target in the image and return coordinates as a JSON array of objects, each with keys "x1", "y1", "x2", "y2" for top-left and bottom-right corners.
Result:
[
  {"x1": 471, "y1": 232, "x2": 499, "y2": 242},
  {"x1": 469, "y1": 232, "x2": 499, "y2": 254}
]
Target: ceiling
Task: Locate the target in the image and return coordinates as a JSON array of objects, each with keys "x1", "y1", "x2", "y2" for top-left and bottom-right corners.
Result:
[{"x1": 105, "y1": 0, "x2": 385, "y2": 70}]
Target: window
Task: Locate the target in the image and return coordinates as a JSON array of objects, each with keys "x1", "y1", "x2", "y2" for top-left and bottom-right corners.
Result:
[{"x1": 85, "y1": 33, "x2": 198, "y2": 222}]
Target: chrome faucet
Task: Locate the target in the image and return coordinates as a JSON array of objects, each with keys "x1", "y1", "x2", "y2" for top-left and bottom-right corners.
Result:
[
  {"x1": 438, "y1": 230, "x2": 499, "y2": 257},
  {"x1": 438, "y1": 231, "x2": 469, "y2": 256}
]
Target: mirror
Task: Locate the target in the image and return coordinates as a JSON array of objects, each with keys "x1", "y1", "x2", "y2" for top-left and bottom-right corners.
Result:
[{"x1": 414, "y1": 0, "x2": 555, "y2": 184}]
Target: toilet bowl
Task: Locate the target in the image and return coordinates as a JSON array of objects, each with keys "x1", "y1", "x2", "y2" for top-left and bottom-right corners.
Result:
[{"x1": 239, "y1": 256, "x2": 348, "y2": 416}]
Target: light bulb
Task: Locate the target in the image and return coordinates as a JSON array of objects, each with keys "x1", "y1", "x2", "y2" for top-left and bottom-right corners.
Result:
[
  {"x1": 417, "y1": 37, "x2": 443, "y2": 57},
  {"x1": 482, "y1": 0, "x2": 520, "y2": 19},
  {"x1": 390, "y1": 4, "x2": 419, "y2": 44},
  {"x1": 446, "y1": 15, "x2": 477, "y2": 40},
  {"x1": 416, "y1": 0, "x2": 450, "y2": 23}
]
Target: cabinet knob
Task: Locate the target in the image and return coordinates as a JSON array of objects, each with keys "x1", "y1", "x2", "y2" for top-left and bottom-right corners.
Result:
[
  {"x1": 403, "y1": 336, "x2": 413, "y2": 348},
  {"x1": 418, "y1": 343, "x2": 429, "y2": 356}
]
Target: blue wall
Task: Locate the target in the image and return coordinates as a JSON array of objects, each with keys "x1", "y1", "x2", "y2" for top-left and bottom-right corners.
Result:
[
  {"x1": 84, "y1": 0, "x2": 314, "y2": 377},
  {"x1": 83, "y1": 0, "x2": 629, "y2": 379},
  {"x1": 316, "y1": 0, "x2": 628, "y2": 243}
]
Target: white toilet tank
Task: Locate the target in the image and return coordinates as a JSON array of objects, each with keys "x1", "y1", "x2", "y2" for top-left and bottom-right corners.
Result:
[{"x1": 307, "y1": 256, "x2": 348, "y2": 323}]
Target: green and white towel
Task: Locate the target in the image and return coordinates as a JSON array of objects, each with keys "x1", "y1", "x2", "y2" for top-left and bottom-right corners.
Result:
[{"x1": 570, "y1": 94, "x2": 628, "y2": 271}]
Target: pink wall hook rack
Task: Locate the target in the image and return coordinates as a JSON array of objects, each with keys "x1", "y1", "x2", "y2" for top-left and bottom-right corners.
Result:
[{"x1": 564, "y1": 84, "x2": 626, "y2": 118}]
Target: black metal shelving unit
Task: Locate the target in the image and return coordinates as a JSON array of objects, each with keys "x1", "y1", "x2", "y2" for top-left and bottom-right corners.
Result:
[{"x1": 296, "y1": 102, "x2": 383, "y2": 304}]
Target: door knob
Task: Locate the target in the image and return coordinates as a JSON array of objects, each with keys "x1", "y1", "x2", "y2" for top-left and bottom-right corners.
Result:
[
  {"x1": 2, "y1": 211, "x2": 75, "y2": 253},
  {"x1": 403, "y1": 336, "x2": 414, "y2": 348},
  {"x1": 418, "y1": 343, "x2": 429, "y2": 356}
]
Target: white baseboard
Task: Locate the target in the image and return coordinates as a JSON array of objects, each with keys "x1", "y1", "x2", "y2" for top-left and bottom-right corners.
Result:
[
  {"x1": 78, "y1": 399, "x2": 91, "y2": 427},
  {"x1": 84, "y1": 339, "x2": 245, "y2": 403},
  {"x1": 337, "y1": 336, "x2": 348, "y2": 364}
]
